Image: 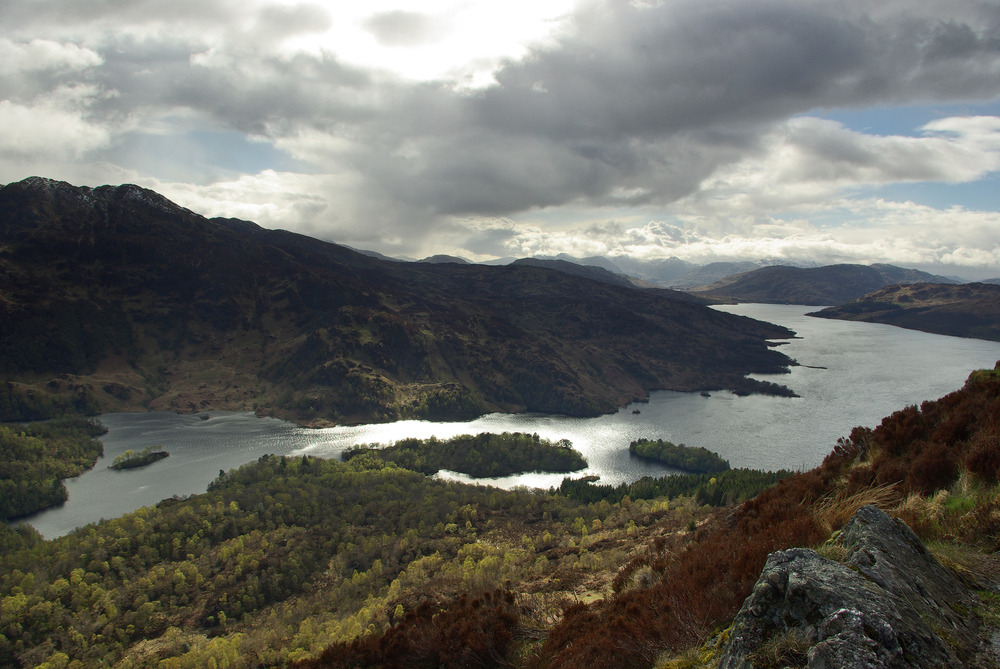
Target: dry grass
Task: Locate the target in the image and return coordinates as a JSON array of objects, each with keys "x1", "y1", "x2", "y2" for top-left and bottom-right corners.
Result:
[
  {"x1": 928, "y1": 542, "x2": 1000, "y2": 591},
  {"x1": 749, "y1": 629, "x2": 812, "y2": 669},
  {"x1": 812, "y1": 480, "x2": 901, "y2": 533}
]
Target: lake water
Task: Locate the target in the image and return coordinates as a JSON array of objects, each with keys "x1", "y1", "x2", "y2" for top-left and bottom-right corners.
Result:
[{"x1": 22, "y1": 304, "x2": 1000, "y2": 538}]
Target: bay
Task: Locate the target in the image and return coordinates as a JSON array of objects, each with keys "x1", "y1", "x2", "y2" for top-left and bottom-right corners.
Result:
[{"x1": 22, "y1": 304, "x2": 1000, "y2": 538}]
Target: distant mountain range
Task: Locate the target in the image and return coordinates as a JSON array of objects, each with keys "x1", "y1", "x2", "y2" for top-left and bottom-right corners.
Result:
[
  {"x1": 0, "y1": 177, "x2": 796, "y2": 424},
  {"x1": 517, "y1": 254, "x2": 817, "y2": 289},
  {"x1": 356, "y1": 250, "x2": 972, "y2": 303},
  {"x1": 809, "y1": 283, "x2": 1000, "y2": 342},
  {"x1": 688, "y1": 263, "x2": 956, "y2": 305}
]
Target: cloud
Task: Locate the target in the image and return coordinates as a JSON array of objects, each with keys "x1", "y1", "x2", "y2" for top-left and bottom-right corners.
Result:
[
  {"x1": 0, "y1": 38, "x2": 102, "y2": 73},
  {"x1": 0, "y1": 86, "x2": 111, "y2": 159},
  {"x1": 364, "y1": 11, "x2": 450, "y2": 47},
  {"x1": 298, "y1": 0, "x2": 1000, "y2": 232},
  {"x1": 2, "y1": 0, "x2": 1000, "y2": 274},
  {"x1": 679, "y1": 115, "x2": 1000, "y2": 218},
  {"x1": 475, "y1": 199, "x2": 1000, "y2": 273}
]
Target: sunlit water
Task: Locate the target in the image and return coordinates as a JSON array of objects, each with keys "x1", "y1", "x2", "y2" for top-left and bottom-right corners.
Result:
[{"x1": 21, "y1": 304, "x2": 1000, "y2": 538}]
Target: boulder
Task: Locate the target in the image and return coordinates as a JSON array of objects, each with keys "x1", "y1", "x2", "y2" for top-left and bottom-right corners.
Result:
[{"x1": 719, "y1": 505, "x2": 980, "y2": 668}]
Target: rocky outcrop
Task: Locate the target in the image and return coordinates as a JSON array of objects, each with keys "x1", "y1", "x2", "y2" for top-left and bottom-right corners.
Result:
[{"x1": 719, "y1": 505, "x2": 982, "y2": 668}]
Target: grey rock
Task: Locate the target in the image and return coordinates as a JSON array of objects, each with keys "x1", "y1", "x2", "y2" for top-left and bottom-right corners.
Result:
[{"x1": 719, "y1": 505, "x2": 979, "y2": 668}]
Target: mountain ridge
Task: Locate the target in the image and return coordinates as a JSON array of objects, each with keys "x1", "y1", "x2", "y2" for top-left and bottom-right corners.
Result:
[
  {"x1": 0, "y1": 177, "x2": 796, "y2": 424},
  {"x1": 809, "y1": 282, "x2": 1000, "y2": 341},
  {"x1": 690, "y1": 262, "x2": 957, "y2": 305}
]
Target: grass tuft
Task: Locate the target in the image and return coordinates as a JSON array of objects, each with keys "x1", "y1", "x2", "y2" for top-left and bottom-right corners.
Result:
[{"x1": 813, "y1": 481, "x2": 900, "y2": 533}]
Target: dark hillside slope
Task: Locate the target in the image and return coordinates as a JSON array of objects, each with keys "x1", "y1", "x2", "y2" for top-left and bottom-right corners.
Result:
[
  {"x1": 809, "y1": 282, "x2": 1000, "y2": 341},
  {"x1": 512, "y1": 257, "x2": 637, "y2": 288},
  {"x1": 0, "y1": 177, "x2": 794, "y2": 424},
  {"x1": 692, "y1": 263, "x2": 955, "y2": 305}
]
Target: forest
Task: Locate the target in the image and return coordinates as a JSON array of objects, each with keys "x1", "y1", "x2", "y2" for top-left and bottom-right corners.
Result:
[
  {"x1": 0, "y1": 449, "x2": 727, "y2": 668},
  {"x1": 557, "y1": 467, "x2": 790, "y2": 507},
  {"x1": 0, "y1": 417, "x2": 106, "y2": 521},
  {"x1": 341, "y1": 432, "x2": 587, "y2": 477},
  {"x1": 627, "y1": 438, "x2": 731, "y2": 474}
]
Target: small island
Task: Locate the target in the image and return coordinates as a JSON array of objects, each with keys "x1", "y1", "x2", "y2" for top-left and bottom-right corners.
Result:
[
  {"x1": 628, "y1": 438, "x2": 730, "y2": 474},
  {"x1": 109, "y1": 446, "x2": 170, "y2": 470},
  {"x1": 342, "y1": 432, "x2": 587, "y2": 478}
]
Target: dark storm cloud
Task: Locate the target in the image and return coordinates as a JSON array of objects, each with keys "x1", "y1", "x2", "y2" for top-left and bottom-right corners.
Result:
[
  {"x1": 338, "y1": 0, "x2": 1000, "y2": 221},
  {"x1": 4, "y1": 0, "x2": 1000, "y2": 250},
  {"x1": 478, "y1": 2, "x2": 871, "y2": 139},
  {"x1": 0, "y1": 0, "x2": 242, "y2": 33}
]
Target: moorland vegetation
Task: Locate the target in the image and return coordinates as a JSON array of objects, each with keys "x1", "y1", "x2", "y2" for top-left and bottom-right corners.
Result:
[
  {"x1": 692, "y1": 263, "x2": 954, "y2": 305},
  {"x1": 810, "y1": 282, "x2": 1000, "y2": 342}
]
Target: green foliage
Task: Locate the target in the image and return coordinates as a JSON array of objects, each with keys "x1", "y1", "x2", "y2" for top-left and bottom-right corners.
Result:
[
  {"x1": 0, "y1": 417, "x2": 106, "y2": 520},
  {"x1": 558, "y1": 468, "x2": 793, "y2": 507},
  {"x1": 966, "y1": 361, "x2": 1000, "y2": 385},
  {"x1": 628, "y1": 439, "x2": 730, "y2": 474},
  {"x1": 343, "y1": 432, "x2": 587, "y2": 478},
  {"x1": 0, "y1": 452, "x2": 610, "y2": 668},
  {"x1": 109, "y1": 446, "x2": 169, "y2": 470}
]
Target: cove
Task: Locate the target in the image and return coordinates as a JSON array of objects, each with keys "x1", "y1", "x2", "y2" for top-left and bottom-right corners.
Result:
[{"x1": 22, "y1": 304, "x2": 1000, "y2": 539}]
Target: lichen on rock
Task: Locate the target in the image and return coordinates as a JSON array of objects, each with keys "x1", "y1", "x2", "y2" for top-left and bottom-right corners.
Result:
[{"x1": 719, "y1": 505, "x2": 980, "y2": 668}]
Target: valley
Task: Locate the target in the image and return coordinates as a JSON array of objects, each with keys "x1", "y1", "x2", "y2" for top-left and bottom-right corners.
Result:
[{"x1": 3, "y1": 177, "x2": 1000, "y2": 668}]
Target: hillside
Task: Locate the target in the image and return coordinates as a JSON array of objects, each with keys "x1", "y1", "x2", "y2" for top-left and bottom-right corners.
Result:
[
  {"x1": 2, "y1": 366, "x2": 998, "y2": 668},
  {"x1": 667, "y1": 261, "x2": 776, "y2": 290},
  {"x1": 809, "y1": 282, "x2": 1000, "y2": 341},
  {"x1": 511, "y1": 258, "x2": 713, "y2": 303},
  {"x1": 512, "y1": 257, "x2": 638, "y2": 289},
  {"x1": 691, "y1": 263, "x2": 955, "y2": 305},
  {"x1": 0, "y1": 177, "x2": 795, "y2": 425}
]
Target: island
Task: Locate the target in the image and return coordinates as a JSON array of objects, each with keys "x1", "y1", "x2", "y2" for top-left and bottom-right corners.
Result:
[
  {"x1": 342, "y1": 432, "x2": 587, "y2": 478},
  {"x1": 628, "y1": 438, "x2": 730, "y2": 473},
  {"x1": 109, "y1": 446, "x2": 170, "y2": 470}
]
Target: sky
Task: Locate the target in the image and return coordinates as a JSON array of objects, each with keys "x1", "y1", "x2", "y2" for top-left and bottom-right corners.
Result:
[{"x1": 2, "y1": 0, "x2": 1000, "y2": 279}]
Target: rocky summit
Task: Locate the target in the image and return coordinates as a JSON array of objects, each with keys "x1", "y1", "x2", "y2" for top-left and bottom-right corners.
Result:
[{"x1": 720, "y1": 505, "x2": 986, "y2": 668}]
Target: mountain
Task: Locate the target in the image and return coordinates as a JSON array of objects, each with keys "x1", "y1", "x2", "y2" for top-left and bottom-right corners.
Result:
[
  {"x1": 349, "y1": 247, "x2": 409, "y2": 262},
  {"x1": 691, "y1": 263, "x2": 957, "y2": 305},
  {"x1": 511, "y1": 258, "x2": 714, "y2": 303},
  {"x1": 0, "y1": 177, "x2": 796, "y2": 424},
  {"x1": 418, "y1": 254, "x2": 471, "y2": 264},
  {"x1": 809, "y1": 282, "x2": 1000, "y2": 341},
  {"x1": 511, "y1": 258, "x2": 637, "y2": 289},
  {"x1": 668, "y1": 261, "x2": 774, "y2": 289},
  {"x1": 609, "y1": 255, "x2": 697, "y2": 286},
  {"x1": 541, "y1": 253, "x2": 629, "y2": 275}
]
